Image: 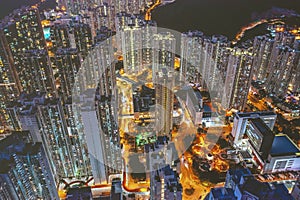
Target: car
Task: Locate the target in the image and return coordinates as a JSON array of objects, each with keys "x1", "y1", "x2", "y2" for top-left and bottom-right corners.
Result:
[
  {"x1": 258, "y1": 175, "x2": 265, "y2": 181},
  {"x1": 278, "y1": 174, "x2": 286, "y2": 179},
  {"x1": 288, "y1": 172, "x2": 296, "y2": 179}
]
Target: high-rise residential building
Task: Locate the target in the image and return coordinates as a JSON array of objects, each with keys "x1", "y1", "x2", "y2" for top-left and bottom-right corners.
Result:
[
  {"x1": 117, "y1": 13, "x2": 157, "y2": 74},
  {"x1": 199, "y1": 35, "x2": 230, "y2": 103},
  {"x1": 155, "y1": 69, "x2": 174, "y2": 137},
  {"x1": 94, "y1": 26, "x2": 114, "y2": 44},
  {"x1": 80, "y1": 91, "x2": 109, "y2": 185},
  {"x1": 89, "y1": 2, "x2": 116, "y2": 32},
  {"x1": 290, "y1": 57, "x2": 300, "y2": 93},
  {"x1": 252, "y1": 35, "x2": 274, "y2": 81},
  {"x1": 73, "y1": 23, "x2": 93, "y2": 58},
  {"x1": 36, "y1": 98, "x2": 76, "y2": 180},
  {"x1": 152, "y1": 32, "x2": 176, "y2": 82},
  {"x1": 21, "y1": 49, "x2": 55, "y2": 95},
  {"x1": 179, "y1": 33, "x2": 254, "y2": 110},
  {"x1": 4, "y1": 93, "x2": 41, "y2": 139},
  {"x1": 115, "y1": 12, "x2": 144, "y2": 52},
  {"x1": 114, "y1": 0, "x2": 126, "y2": 15},
  {"x1": 0, "y1": 7, "x2": 49, "y2": 127},
  {"x1": 56, "y1": 0, "x2": 117, "y2": 33},
  {"x1": 0, "y1": 7, "x2": 48, "y2": 92},
  {"x1": 121, "y1": 24, "x2": 143, "y2": 74},
  {"x1": 0, "y1": 132, "x2": 58, "y2": 200},
  {"x1": 80, "y1": 89, "x2": 108, "y2": 185},
  {"x1": 55, "y1": 48, "x2": 82, "y2": 100},
  {"x1": 95, "y1": 95, "x2": 122, "y2": 181},
  {"x1": 114, "y1": 0, "x2": 149, "y2": 15},
  {"x1": 182, "y1": 33, "x2": 256, "y2": 111},
  {"x1": 0, "y1": 29, "x2": 18, "y2": 97},
  {"x1": 49, "y1": 21, "x2": 75, "y2": 52},
  {"x1": 152, "y1": 32, "x2": 176, "y2": 137},
  {"x1": 222, "y1": 47, "x2": 254, "y2": 111},
  {"x1": 252, "y1": 32, "x2": 300, "y2": 96},
  {"x1": 180, "y1": 30, "x2": 204, "y2": 83},
  {"x1": 231, "y1": 111, "x2": 277, "y2": 145},
  {"x1": 64, "y1": 99, "x2": 92, "y2": 177},
  {"x1": 59, "y1": 0, "x2": 90, "y2": 15},
  {"x1": 49, "y1": 19, "x2": 93, "y2": 59},
  {"x1": 141, "y1": 20, "x2": 157, "y2": 66},
  {"x1": 20, "y1": 94, "x2": 92, "y2": 182},
  {"x1": 78, "y1": 36, "x2": 116, "y2": 94},
  {"x1": 80, "y1": 91, "x2": 122, "y2": 185},
  {"x1": 115, "y1": 12, "x2": 132, "y2": 34},
  {"x1": 79, "y1": 39, "x2": 121, "y2": 184},
  {"x1": 5, "y1": 102, "x2": 22, "y2": 131},
  {"x1": 265, "y1": 45, "x2": 297, "y2": 96},
  {"x1": 80, "y1": 10, "x2": 98, "y2": 38},
  {"x1": 0, "y1": 32, "x2": 19, "y2": 128},
  {"x1": 45, "y1": 16, "x2": 74, "y2": 74},
  {"x1": 21, "y1": 93, "x2": 46, "y2": 140}
]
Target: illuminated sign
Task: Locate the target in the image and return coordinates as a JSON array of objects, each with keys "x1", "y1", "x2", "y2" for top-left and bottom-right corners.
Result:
[{"x1": 43, "y1": 27, "x2": 51, "y2": 40}]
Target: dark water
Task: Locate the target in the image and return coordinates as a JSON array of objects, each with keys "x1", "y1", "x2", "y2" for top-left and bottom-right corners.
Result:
[
  {"x1": 152, "y1": 0, "x2": 300, "y2": 40},
  {"x1": 1, "y1": 0, "x2": 299, "y2": 40}
]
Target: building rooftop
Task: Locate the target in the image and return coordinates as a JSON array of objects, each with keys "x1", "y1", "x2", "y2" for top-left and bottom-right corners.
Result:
[
  {"x1": 236, "y1": 111, "x2": 276, "y2": 119},
  {"x1": 270, "y1": 134, "x2": 300, "y2": 156},
  {"x1": 227, "y1": 168, "x2": 252, "y2": 185},
  {"x1": 203, "y1": 104, "x2": 212, "y2": 112},
  {"x1": 182, "y1": 30, "x2": 204, "y2": 37},
  {"x1": 248, "y1": 118, "x2": 274, "y2": 138},
  {"x1": 209, "y1": 188, "x2": 236, "y2": 200},
  {"x1": 67, "y1": 187, "x2": 92, "y2": 200},
  {"x1": 241, "y1": 180, "x2": 294, "y2": 200},
  {"x1": 240, "y1": 150, "x2": 252, "y2": 159},
  {"x1": 0, "y1": 131, "x2": 30, "y2": 151},
  {"x1": 194, "y1": 90, "x2": 202, "y2": 101},
  {"x1": 247, "y1": 118, "x2": 275, "y2": 159},
  {"x1": 240, "y1": 179, "x2": 270, "y2": 197},
  {"x1": 186, "y1": 88, "x2": 203, "y2": 111}
]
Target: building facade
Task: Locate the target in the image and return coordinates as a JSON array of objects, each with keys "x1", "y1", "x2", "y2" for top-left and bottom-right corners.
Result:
[
  {"x1": 231, "y1": 111, "x2": 277, "y2": 145},
  {"x1": 0, "y1": 132, "x2": 58, "y2": 200}
]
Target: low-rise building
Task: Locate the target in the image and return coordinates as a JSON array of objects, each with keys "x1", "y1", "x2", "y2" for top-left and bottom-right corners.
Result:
[
  {"x1": 231, "y1": 111, "x2": 277, "y2": 145},
  {"x1": 291, "y1": 177, "x2": 300, "y2": 200},
  {"x1": 206, "y1": 168, "x2": 295, "y2": 200}
]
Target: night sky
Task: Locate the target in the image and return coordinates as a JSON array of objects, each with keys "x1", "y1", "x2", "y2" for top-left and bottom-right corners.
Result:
[{"x1": 0, "y1": 0, "x2": 56, "y2": 19}]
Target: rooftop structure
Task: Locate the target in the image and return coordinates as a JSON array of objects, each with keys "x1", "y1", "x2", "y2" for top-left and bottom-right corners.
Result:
[
  {"x1": 270, "y1": 135, "x2": 300, "y2": 157},
  {"x1": 205, "y1": 188, "x2": 236, "y2": 200},
  {"x1": 246, "y1": 118, "x2": 275, "y2": 160},
  {"x1": 208, "y1": 168, "x2": 295, "y2": 200},
  {"x1": 231, "y1": 111, "x2": 277, "y2": 145}
]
